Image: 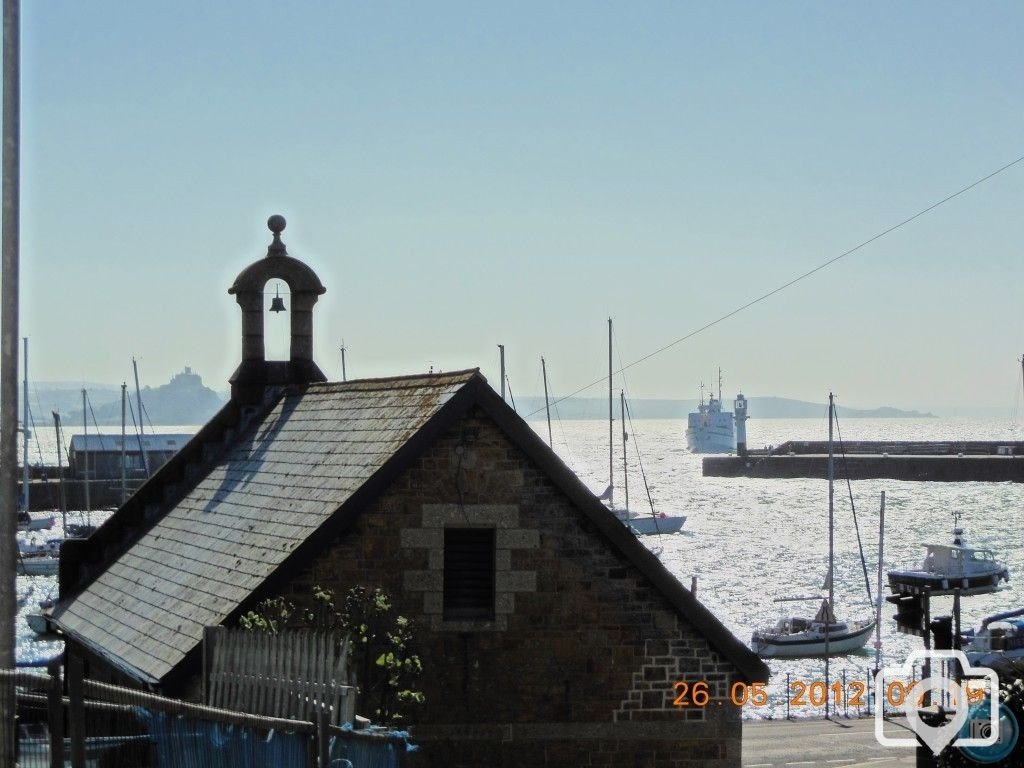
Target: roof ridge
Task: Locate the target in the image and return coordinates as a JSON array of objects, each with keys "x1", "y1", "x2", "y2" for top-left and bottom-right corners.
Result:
[{"x1": 307, "y1": 368, "x2": 483, "y2": 391}]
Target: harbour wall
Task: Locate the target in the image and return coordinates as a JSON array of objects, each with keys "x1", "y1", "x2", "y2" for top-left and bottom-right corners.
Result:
[{"x1": 703, "y1": 442, "x2": 1024, "y2": 482}]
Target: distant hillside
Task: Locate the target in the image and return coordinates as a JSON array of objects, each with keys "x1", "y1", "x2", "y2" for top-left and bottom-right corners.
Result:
[
  {"x1": 59, "y1": 368, "x2": 226, "y2": 426},
  {"x1": 515, "y1": 395, "x2": 935, "y2": 420}
]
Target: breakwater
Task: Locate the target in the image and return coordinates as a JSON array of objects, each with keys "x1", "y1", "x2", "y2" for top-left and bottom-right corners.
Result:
[{"x1": 703, "y1": 440, "x2": 1024, "y2": 482}]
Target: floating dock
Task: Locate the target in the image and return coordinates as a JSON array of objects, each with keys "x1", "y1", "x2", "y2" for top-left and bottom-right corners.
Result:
[{"x1": 703, "y1": 440, "x2": 1024, "y2": 483}]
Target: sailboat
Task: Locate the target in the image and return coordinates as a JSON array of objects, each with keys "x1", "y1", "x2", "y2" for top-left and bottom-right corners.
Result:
[
  {"x1": 600, "y1": 319, "x2": 685, "y2": 536},
  {"x1": 750, "y1": 393, "x2": 875, "y2": 658}
]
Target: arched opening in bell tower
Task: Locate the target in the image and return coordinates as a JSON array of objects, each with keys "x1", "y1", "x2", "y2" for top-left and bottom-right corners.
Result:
[{"x1": 263, "y1": 279, "x2": 292, "y2": 361}]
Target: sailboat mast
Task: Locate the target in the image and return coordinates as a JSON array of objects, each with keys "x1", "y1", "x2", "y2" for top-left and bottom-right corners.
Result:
[
  {"x1": 120, "y1": 383, "x2": 127, "y2": 504},
  {"x1": 621, "y1": 390, "x2": 629, "y2": 513},
  {"x1": 21, "y1": 337, "x2": 27, "y2": 512},
  {"x1": 541, "y1": 357, "x2": 553, "y2": 448},
  {"x1": 498, "y1": 345, "x2": 506, "y2": 402},
  {"x1": 874, "y1": 491, "x2": 886, "y2": 677},
  {"x1": 132, "y1": 357, "x2": 144, "y2": 435},
  {"x1": 53, "y1": 413, "x2": 66, "y2": 533},
  {"x1": 825, "y1": 392, "x2": 835, "y2": 717},
  {"x1": 718, "y1": 367, "x2": 722, "y2": 402},
  {"x1": 608, "y1": 318, "x2": 613, "y2": 506},
  {"x1": 82, "y1": 389, "x2": 90, "y2": 517},
  {"x1": 133, "y1": 358, "x2": 151, "y2": 478}
]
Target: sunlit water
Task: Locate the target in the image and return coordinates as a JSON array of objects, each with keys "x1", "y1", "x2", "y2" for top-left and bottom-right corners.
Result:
[
  {"x1": 16, "y1": 418, "x2": 1024, "y2": 720},
  {"x1": 531, "y1": 415, "x2": 1024, "y2": 719}
]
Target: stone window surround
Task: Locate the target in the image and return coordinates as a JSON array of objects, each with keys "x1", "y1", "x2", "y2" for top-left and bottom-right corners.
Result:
[{"x1": 401, "y1": 504, "x2": 538, "y2": 632}]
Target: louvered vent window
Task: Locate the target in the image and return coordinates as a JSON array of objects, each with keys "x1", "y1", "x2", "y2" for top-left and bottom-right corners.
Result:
[{"x1": 443, "y1": 528, "x2": 496, "y2": 621}]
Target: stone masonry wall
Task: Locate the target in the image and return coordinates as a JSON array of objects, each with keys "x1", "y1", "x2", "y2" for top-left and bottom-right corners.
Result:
[{"x1": 280, "y1": 405, "x2": 746, "y2": 767}]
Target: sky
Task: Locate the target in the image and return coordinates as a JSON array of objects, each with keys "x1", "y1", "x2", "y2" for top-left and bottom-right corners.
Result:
[{"x1": 13, "y1": 2, "x2": 1024, "y2": 412}]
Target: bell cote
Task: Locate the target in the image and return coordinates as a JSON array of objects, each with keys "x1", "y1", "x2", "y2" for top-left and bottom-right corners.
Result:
[{"x1": 228, "y1": 215, "x2": 327, "y2": 403}]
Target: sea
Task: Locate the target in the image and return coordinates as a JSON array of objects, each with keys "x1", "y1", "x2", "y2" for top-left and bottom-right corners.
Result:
[{"x1": 16, "y1": 417, "x2": 1024, "y2": 720}]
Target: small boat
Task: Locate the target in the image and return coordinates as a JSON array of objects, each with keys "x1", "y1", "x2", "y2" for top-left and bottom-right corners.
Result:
[
  {"x1": 600, "y1": 320, "x2": 686, "y2": 536},
  {"x1": 961, "y1": 608, "x2": 1024, "y2": 667},
  {"x1": 17, "y1": 554, "x2": 59, "y2": 576},
  {"x1": 887, "y1": 514, "x2": 1009, "y2": 596},
  {"x1": 18, "y1": 537, "x2": 61, "y2": 558},
  {"x1": 25, "y1": 613, "x2": 50, "y2": 636},
  {"x1": 751, "y1": 393, "x2": 875, "y2": 658},
  {"x1": 17, "y1": 510, "x2": 54, "y2": 532},
  {"x1": 752, "y1": 600, "x2": 876, "y2": 657},
  {"x1": 684, "y1": 370, "x2": 736, "y2": 453}
]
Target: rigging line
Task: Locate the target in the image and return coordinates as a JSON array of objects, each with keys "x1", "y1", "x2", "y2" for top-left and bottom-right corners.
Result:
[
  {"x1": 140, "y1": 395, "x2": 155, "y2": 434},
  {"x1": 87, "y1": 394, "x2": 108, "y2": 453},
  {"x1": 833, "y1": 407, "x2": 873, "y2": 607},
  {"x1": 551, "y1": 401, "x2": 579, "y2": 472},
  {"x1": 505, "y1": 376, "x2": 517, "y2": 414},
  {"x1": 526, "y1": 153, "x2": 1024, "y2": 418},
  {"x1": 623, "y1": 396, "x2": 657, "y2": 517},
  {"x1": 126, "y1": 395, "x2": 150, "y2": 480}
]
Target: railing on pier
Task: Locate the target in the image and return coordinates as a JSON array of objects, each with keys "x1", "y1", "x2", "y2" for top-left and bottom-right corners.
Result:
[{"x1": 756, "y1": 663, "x2": 925, "y2": 721}]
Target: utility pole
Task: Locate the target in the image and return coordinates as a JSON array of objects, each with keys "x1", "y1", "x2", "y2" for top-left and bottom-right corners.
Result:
[
  {"x1": 0, "y1": 5, "x2": 20, "y2": 761},
  {"x1": 498, "y1": 344, "x2": 506, "y2": 402},
  {"x1": 339, "y1": 341, "x2": 347, "y2": 382}
]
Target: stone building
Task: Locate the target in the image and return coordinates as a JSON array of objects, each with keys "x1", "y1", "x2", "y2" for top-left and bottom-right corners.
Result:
[{"x1": 51, "y1": 218, "x2": 768, "y2": 767}]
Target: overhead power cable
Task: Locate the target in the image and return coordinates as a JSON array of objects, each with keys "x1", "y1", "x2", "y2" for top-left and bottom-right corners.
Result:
[{"x1": 527, "y1": 153, "x2": 1024, "y2": 417}]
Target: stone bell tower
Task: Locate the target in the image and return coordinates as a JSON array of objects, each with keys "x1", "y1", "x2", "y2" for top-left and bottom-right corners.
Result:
[{"x1": 228, "y1": 215, "x2": 327, "y2": 404}]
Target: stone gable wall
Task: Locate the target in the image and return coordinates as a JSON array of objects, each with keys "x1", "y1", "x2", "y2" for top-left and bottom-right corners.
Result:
[{"x1": 281, "y1": 405, "x2": 745, "y2": 767}]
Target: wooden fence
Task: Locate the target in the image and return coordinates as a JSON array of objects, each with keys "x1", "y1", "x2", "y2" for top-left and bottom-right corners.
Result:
[
  {"x1": 203, "y1": 626, "x2": 356, "y2": 726},
  {"x1": 1, "y1": 661, "x2": 404, "y2": 768}
]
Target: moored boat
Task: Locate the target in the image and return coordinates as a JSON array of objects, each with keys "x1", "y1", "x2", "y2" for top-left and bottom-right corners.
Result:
[
  {"x1": 685, "y1": 370, "x2": 735, "y2": 453},
  {"x1": 752, "y1": 600, "x2": 876, "y2": 658},
  {"x1": 962, "y1": 608, "x2": 1024, "y2": 667},
  {"x1": 887, "y1": 514, "x2": 1009, "y2": 596},
  {"x1": 601, "y1": 320, "x2": 686, "y2": 536},
  {"x1": 751, "y1": 393, "x2": 875, "y2": 659}
]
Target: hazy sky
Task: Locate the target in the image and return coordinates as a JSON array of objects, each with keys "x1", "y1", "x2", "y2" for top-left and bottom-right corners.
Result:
[{"x1": 16, "y1": 2, "x2": 1024, "y2": 411}]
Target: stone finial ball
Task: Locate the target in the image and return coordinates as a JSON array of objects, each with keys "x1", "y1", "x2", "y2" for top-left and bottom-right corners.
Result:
[{"x1": 267, "y1": 214, "x2": 287, "y2": 234}]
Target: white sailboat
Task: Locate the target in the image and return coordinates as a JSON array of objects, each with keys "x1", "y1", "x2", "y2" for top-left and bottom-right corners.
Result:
[
  {"x1": 601, "y1": 319, "x2": 685, "y2": 536},
  {"x1": 751, "y1": 393, "x2": 875, "y2": 658}
]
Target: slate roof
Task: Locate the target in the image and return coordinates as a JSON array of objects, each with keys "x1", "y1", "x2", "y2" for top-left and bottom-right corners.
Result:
[
  {"x1": 52, "y1": 368, "x2": 769, "y2": 686},
  {"x1": 51, "y1": 370, "x2": 475, "y2": 684}
]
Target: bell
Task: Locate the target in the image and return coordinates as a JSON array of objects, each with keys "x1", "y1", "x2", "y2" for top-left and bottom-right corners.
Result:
[{"x1": 269, "y1": 285, "x2": 286, "y2": 313}]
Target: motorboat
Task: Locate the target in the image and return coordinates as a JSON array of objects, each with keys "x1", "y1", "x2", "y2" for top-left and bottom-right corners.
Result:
[
  {"x1": 887, "y1": 514, "x2": 1009, "y2": 596},
  {"x1": 961, "y1": 608, "x2": 1024, "y2": 667},
  {"x1": 17, "y1": 510, "x2": 54, "y2": 532}
]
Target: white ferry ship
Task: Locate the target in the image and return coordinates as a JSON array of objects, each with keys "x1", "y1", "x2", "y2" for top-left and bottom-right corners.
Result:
[{"x1": 685, "y1": 370, "x2": 742, "y2": 453}]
